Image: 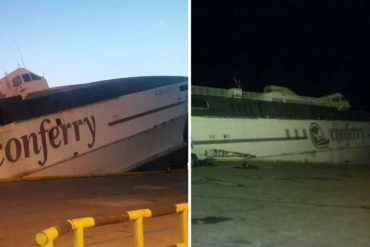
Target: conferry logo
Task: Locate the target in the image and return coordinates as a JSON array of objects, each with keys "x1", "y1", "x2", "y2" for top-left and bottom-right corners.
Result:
[
  {"x1": 0, "y1": 115, "x2": 96, "y2": 167},
  {"x1": 309, "y1": 122, "x2": 330, "y2": 149}
]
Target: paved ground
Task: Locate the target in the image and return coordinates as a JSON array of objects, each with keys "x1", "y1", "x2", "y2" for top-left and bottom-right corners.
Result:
[
  {"x1": 0, "y1": 171, "x2": 187, "y2": 247},
  {"x1": 192, "y1": 161, "x2": 370, "y2": 247}
]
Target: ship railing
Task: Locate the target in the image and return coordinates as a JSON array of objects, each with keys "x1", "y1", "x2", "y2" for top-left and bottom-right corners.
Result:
[
  {"x1": 35, "y1": 203, "x2": 188, "y2": 247},
  {"x1": 192, "y1": 85, "x2": 228, "y2": 97},
  {"x1": 192, "y1": 85, "x2": 262, "y2": 100}
]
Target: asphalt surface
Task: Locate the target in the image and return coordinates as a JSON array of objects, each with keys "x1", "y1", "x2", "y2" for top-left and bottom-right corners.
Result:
[
  {"x1": 192, "y1": 161, "x2": 370, "y2": 247},
  {"x1": 0, "y1": 171, "x2": 187, "y2": 247}
]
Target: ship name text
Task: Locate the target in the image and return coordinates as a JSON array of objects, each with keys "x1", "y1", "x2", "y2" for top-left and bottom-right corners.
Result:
[
  {"x1": 0, "y1": 115, "x2": 96, "y2": 166},
  {"x1": 330, "y1": 124, "x2": 365, "y2": 146}
]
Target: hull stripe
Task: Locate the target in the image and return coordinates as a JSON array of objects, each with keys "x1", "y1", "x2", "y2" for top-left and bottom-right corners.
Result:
[
  {"x1": 108, "y1": 101, "x2": 186, "y2": 126},
  {"x1": 192, "y1": 136, "x2": 307, "y2": 145}
]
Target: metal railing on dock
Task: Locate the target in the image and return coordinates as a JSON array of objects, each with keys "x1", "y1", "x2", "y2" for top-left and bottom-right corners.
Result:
[{"x1": 35, "y1": 203, "x2": 188, "y2": 247}]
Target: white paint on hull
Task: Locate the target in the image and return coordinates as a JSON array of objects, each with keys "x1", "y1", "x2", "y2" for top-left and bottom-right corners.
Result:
[
  {"x1": 26, "y1": 115, "x2": 186, "y2": 177},
  {"x1": 192, "y1": 117, "x2": 370, "y2": 165},
  {"x1": 256, "y1": 146, "x2": 370, "y2": 164}
]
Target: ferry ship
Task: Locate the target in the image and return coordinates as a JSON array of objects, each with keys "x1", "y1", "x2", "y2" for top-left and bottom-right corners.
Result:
[
  {"x1": 191, "y1": 85, "x2": 370, "y2": 165},
  {"x1": 0, "y1": 68, "x2": 188, "y2": 180}
]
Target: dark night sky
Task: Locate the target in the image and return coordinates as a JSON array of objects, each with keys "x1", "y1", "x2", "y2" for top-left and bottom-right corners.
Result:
[{"x1": 192, "y1": 0, "x2": 370, "y2": 112}]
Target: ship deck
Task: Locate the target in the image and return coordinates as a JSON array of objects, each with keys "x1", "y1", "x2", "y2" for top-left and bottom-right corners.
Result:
[
  {"x1": 0, "y1": 167, "x2": 187, "y2": 246},
  {"x1": 192, "y1": 161, "x2": 370, "y2": 247}
]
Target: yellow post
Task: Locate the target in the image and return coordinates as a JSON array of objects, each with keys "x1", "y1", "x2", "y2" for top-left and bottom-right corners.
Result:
[
  {"x1": 35, "y1": 227, "x2": 58, "y2": 247},
  {"x1": 127, "y1": 209, "x2": 152, "y2": 247},
  {"x1": 45, "y1": 240, "x2": 54, "y2": 247},
  {"x1": 73, "y1": 227, "x2": 84, "y2": 247},
  {"x1": 40, "y1": 239, "x2": 53, "y2": 247},
  {"x1": 69, "y1": 217, "x2": 94, "y2": 247},
  {"x1": 180, "y1": 209, "x2": 188, "y2": 246},
  {"x1": 133, "y1": 217, "x2": 144, "y2": 247}
]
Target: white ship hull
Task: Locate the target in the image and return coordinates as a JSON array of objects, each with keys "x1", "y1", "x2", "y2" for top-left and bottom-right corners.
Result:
[
  {"x1": 0, "y1": 82, "x2": 187, "y2": 180},
  {"x1": 192, "y1": 117, "x2": 370, "y2": 165},
  {"x1": 26, "y1": 115, "x2": 186, "y2": 178}
]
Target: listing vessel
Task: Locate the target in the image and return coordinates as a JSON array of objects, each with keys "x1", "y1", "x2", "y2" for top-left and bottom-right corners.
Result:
[
  {"x1": 0, "y1": 68, "x2": 188, "y2": 180},
  {"x1": 191, "y1": 85, "x2": 370, "y2": 165}
]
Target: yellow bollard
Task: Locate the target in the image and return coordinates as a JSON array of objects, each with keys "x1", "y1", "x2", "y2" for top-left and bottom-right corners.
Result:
[
  {"x1": 133, "y1": 217, "x2": 144, "y2": 247},
  {"x1": 73, "y1": 227, "x2": 84, "y2": 247},
  {"x1": 35, "y1": 227, "x2": 58, "y2": 247},
  {"x1": 180, "y1": 209, "x2": 188, "y2": 246},
  {"x1": 127, "y1": 209, "x2": 152, "y2": 247},
  {"x1": 36, "y1": 236, "x2": 53, "y2": 247},
  {"x1": 45, "y1": 240, "x2": 54, "y2": 247},
  {"x1": 68, "y1": 217, "x2": 95, "y2": 247},
  {"x1": 175, "y1": 203, "x2": 188, "y2": 246}
]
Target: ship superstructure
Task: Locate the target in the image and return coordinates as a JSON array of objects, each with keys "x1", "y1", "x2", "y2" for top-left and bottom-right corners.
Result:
[
  {"x1": 192, "y1": 85, "x2": 370, "y2": 165},
  {"x1": 0, "y1": 68, "x2": 49, "y2": 99}
]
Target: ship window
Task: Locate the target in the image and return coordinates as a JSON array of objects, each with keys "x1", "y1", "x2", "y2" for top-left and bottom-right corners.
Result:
[
  {"x1": 303, "y1": 129, "x2": 307, "y2": 137},
  {"x1": 192, "y1": 98, "x2": 208, "y2": 109},
  {"x1": 31, "y1": 73, "x2": 42, "y2": 80},
  {"x1": 285, "y1": 129, "x2": 290, "y2": 138},
  {"x1": 294, "y1": 129, "x2": 299, "y2": 137},
  {"x1": 22, "y1": 74, "x2": 32, "y2": 82},
  {"x1": 12, "y1": 76, "x2": 22, "y2": 87},
  {"x1": 179, "y1": 85, "x2": 188, "y2": 91}
]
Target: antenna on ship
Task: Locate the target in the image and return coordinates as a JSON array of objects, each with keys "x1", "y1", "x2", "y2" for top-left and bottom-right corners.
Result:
[
  {"x1": 1, "y1": 63, "x2": 7, "y2": 75},
  {"x1": 233, "y1": 77, "x2": 242, "y2": 89},
  {"x1": 12, "y1": 48, "x2": 21, "y2": 69},
  {"x1": 12, "y1": 35, "x2": 26, "y2": 68}
]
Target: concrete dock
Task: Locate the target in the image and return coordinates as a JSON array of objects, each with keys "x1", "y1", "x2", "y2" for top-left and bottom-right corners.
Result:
[
  {"x1": 0, "y1": 171, "x2": 187, "y2": 247},
  {"x1": 192, "y1": 161, "x2": 370, "y2": 247}
]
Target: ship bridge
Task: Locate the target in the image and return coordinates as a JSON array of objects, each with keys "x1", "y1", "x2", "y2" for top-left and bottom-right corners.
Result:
[{"x1": 0, "y1": 68, "x2": 49, "y2": 99}]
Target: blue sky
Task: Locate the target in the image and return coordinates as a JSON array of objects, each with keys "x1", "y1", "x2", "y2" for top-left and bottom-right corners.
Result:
[{"x1": 0, "y1": 0, "x2": 188, "y2": 87}]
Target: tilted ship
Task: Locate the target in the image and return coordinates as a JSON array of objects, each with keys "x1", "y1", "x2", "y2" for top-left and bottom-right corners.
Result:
[
  {"x1": 0, "y1": 68, "x2": 188, "y2": 180},
  {"x1": 191, "y1": 85, "x2": 370, "y2": 165}
]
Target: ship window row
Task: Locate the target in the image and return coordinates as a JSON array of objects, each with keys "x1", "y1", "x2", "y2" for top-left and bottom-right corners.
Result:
[
  {"x1": 23, "y1": 73, "x2": 42, "y2": 82},
  {"x1": 22, "y1": 74, "x2": 32, "y2": 82},
  {"x1": 191, "y1": 96, "x2": 370, "y2": 121},
  {"x1": 192, "y1": 98, "x2": 209, "y2": 109},
  {"x1": 12, "y1": 73, "x2": 43, "y2": 87}
]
